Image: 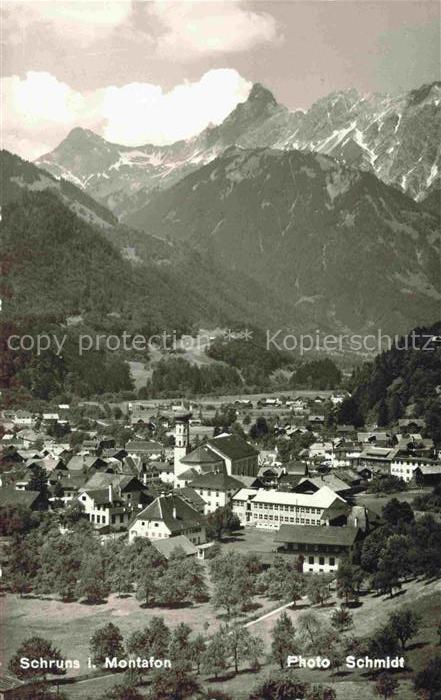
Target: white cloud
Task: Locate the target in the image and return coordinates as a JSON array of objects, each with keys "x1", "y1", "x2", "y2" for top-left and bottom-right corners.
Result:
[
  {"x1": 100, "y1": 68, "x2": 252, "y2": 144},
  {"x1": 149, "y1": 1, "x2": 280, "y2": 58},
  {"x1": 1, "y1": 69, "x2": 252, "y2": 159}
]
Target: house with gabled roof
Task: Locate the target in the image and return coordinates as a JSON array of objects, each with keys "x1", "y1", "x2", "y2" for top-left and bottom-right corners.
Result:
[
  {"x1": 275, "y1": 524, "x2": 361, "y2": 573},
  {"x1": 126, "y1": 440, "x2": 164, "y2": 459},
  {"x1": 78, "y1": 486, "x2": 129, "y2": 531},
  {"x1": 128, "y1": 493, "x2": 206, "y2": 545},
  {"x1": 79, "y1": 472, "x2": 150, "y2": 510},
  {"x1": 66, "y1": 454, "x2": 106, "y2": 474},
  {"x1": 188, "y1": 470, "x2": 243, "y2": 514},
  {"x1": 414, "y1": 463, "x2": 441, "y2": 486}
]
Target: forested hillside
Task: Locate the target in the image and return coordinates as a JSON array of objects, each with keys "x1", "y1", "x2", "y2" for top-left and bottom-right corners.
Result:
[{"x1": 337, "y1": 323, "x2": 441, "y2": 443}]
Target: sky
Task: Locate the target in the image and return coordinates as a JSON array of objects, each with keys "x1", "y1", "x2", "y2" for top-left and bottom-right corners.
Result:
[{"x1": 2, "y1": 0, "x2": 440, "y2": 160}]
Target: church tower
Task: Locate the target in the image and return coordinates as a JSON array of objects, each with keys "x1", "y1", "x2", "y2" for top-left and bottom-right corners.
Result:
[{"x1": 174, "y1": 413, "x2": 191, "y2": 476}]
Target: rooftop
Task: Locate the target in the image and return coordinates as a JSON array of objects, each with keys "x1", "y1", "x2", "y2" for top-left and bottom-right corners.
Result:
[
  {"x1": 151, "y1": 535, "x2": 198, "y2": 559},
  {"x1": 275, "y1": 524, "x2": 360, "y2": 546},
  {"x1": 134, "y1": 494, "x2": 205, "y2": 533},
  {"x1": 189, "y1": 471, "x2": 243, "y2": 491},
  {"x1": 181, "y1": 444, "x2": 223, "y2": 466},
  {"x1": 252, "y1": 486, "x2": 345, "y2": 509},
  {"x1": 207, "y1": 434, "x2": 258, "y2": 460}
]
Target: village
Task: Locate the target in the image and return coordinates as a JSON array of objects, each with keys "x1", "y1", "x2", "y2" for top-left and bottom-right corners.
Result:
[{"x1": 1, "y1": 390, "x2": 440, "y2": 700}]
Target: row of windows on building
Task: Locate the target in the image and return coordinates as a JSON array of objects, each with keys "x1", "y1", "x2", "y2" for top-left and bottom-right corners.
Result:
[
  {"x1": 89, "y1": 513, "x2": 125, "y2": 524},
  {"x1": 253, "y1": 504, "x2": 323, "y2": 513},
  {"x1": 307, "y1": 555, "x2": 336, "y2": 566},
  {"x1": 254, "y1": 514, "x2": 320, "y2": 525}
]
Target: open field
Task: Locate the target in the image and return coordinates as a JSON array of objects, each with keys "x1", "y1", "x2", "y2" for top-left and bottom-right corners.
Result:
[
  {"x1": 4, "y1": 569, "x2": 439, "y2": 699},
  {"x1": 1, "y1": 587, "x2": 281, "y2": 678}
]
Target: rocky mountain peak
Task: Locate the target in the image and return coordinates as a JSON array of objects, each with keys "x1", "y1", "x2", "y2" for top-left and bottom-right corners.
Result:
[
  {"x1": 247, "y1": 82, "x2": 278, "y2": 107},
  {"x1": 63, "y1": 127, "x2": 104, "y2": 147}
]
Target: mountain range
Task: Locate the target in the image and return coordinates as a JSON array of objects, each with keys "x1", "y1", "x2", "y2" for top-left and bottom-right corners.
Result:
[
  {"x1": 36, "y1": 81, "x2": 441, "y2": 220},
  {"x1": 126, "y1": 145, "x2": 441, "y2": 336},
  {"x1": 3, "y1": 78, "x2": 440, "y2": 344}
]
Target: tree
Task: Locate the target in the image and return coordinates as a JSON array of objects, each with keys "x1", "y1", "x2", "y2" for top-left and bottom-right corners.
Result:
[
  {"x1": 150, "y1": 663, "x2": 201, "y2": 700},
  {"x1": 169, "y1": 623, "x2": 192, "y2": 664},
  {"x1": 414, "y1": 656, "x2": 441, "y2": 700},
  {"x1": 210, "y1": 552, "x2": 254, "y2": 619},
  {"x1": 250, "y1": 416, "x2": 269, "y2": 440},
  {"x1": 26, "y1": 465, "x2": 50, "y2": 506},
  {"x1": 377, "y1": 399, "x2": 389, "y2": 427},
  {"x1": 165, "y1": 552, "x2": 208, "y2": 604},
  {"x1": 382, "y1": 499, "x2": 414, "y2": 527},
  {"x1": 411, "y1": 515, "x2": 441, "y2": 578},
  {"x1": 264, "y1": 556, "x2": 304, "y2": 603},
  {"x1": 9, "y1": 637, "x2": 66, "y2": 681},
  {"x1": 361, "y1": 527, "x2": 390, "y2": 574},
  {"x1": 306, "y1": 575, "x2": 331, "y2": 606},
  {"x1": 369, "y1": 625, "x2": 401, "y2": 658},
  {"x1": 212, "y1": 577, "x2": 243, "y2": 620},
  {"x1": 127, "y1": 617, "x2": 170, "y2": 659},
  {"x1": 336, "y1": 559, "x2": 357, "y2": 605},
  {"x1": 374, "y1": 673, "x2": 399, "y2": 699},
  {"x1": 328, "y1": 645, "x2": 345, "y2": 676},
  {"x1": 224, "y1": 625, "x2": 264, "y2": 674},
  {"x1": 90, "y1": 623, "x2": 125, "y2": 668},
  {"x1": 189, "y1": 634, "x2": 206, "y2": 674},
  {"x1": 331, "y1": 607, "x2": 353, "y2": 631},
  {"x1": 387, "y1": 608, "x2": 421, "y2": 650},
  {"x1": 206, "y1": 505, "x2": 241, "y2": 541},
  {"x1": 76, "y1": 555, "x2": 110, "y2": 603},
  {"x1": 271, "y1": 612, "x2": 297, "y2": 669},
  {"x1": 106, "y1": 543, "x2": 133, "y2": 597},
  {"x1": 374, "y1": 534, "x2": 413, "y2": 597},
  {"x1": 202, "y1": 631, "x2": 229, "y2": 679},
  {"x1": 298, "y1": 611, "x2": 321, "y2": 648},
  {"x1": 249, "y1": 670, "x2": 307, "y2": 700}
]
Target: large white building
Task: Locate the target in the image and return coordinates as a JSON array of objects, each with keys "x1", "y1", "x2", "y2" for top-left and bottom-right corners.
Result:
[{"x1": 233, "y1": 486, "x2": 348, "y2": 530}]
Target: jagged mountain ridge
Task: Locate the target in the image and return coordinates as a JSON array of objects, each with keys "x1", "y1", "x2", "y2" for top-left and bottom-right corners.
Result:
[
  {"x1": 125, "y1": 145, "x2": 441, "y2": 336},
  {"x1": 36, "y1": 81, "x2": 441, "y2": 219}
]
